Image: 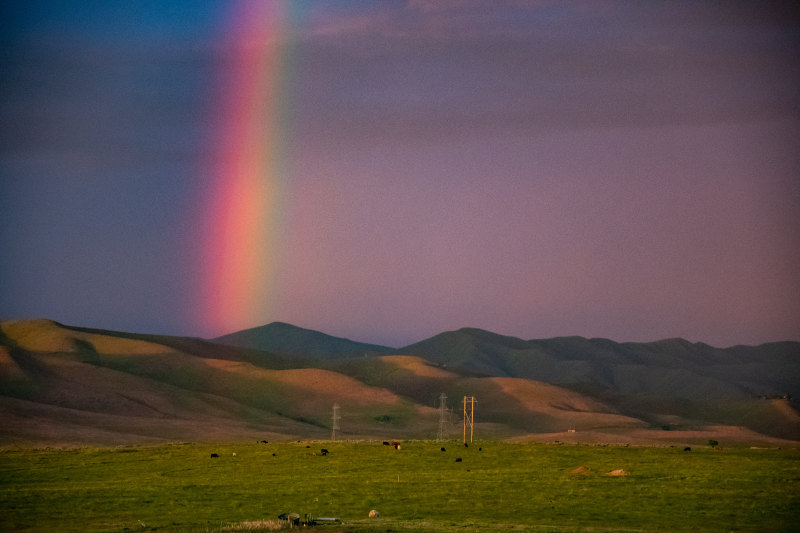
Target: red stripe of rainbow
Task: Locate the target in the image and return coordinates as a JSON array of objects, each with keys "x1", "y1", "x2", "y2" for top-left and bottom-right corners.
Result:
[{"x1": 201, "y1": 0, "x2": 292, "y2": 335}]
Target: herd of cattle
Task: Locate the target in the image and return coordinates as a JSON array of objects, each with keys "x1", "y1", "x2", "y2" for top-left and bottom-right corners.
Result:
[{"x1": 209, "y1": 440, "x2": 482, "y2": 461}]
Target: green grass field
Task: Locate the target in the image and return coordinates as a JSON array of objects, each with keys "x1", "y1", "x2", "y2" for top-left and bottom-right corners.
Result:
[{"x1": 1, "y1": 440, "x2": 798, "y2": 532}]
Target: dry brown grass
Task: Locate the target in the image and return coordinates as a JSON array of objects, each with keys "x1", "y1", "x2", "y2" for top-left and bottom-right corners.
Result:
[
  {"x1": 570, "y1": 465, "x2": 592, "y2": 475},
  {"x1": 379, "y1": 355, "x2": 458, "y2": 378},
  {"x1": 220, "y1": 519, "x2": 286, "y2": 531},
  {"x1": 0, "y1": 346, "x2": 26, "y2": 378},
  {"x1": 510, "y1": 424, "x2": 800, "y2": 447},
  {"x1": 492, "y1": 377, "x2": 601, "y2": 410},
  {"x1": 770, "y1": 398, "x2": 800, "y2": 423},
  {"x1": 203, "y1": 360, "x2": 403, "y2": 407},
  {"x1": 3, "y1": 319, "x2": 797, "y2": 449},
  {"x1": 1, "y1": 319, "x2": 168, "y2": 354}
]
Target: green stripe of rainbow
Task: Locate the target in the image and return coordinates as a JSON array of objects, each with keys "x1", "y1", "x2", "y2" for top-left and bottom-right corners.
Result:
[{"x1": 201, "y1": 0, "x2": 295, "y2": 335}]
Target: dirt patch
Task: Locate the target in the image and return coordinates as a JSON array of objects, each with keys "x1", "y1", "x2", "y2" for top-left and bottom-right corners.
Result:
[{"x1": 508, "y1": 425, "x2": 800, "y2": 448}]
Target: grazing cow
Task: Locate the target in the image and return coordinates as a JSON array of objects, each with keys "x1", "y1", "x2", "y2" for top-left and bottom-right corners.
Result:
[
  {"x1": 261, "y1": 440, "x2": 268, "y2": 444},
  {"x1": 278, "y1": 513, "x2": 300, "y2": 526},
  {"x1": 210, "y1": 453, "x2": 218, "y2": 458},
  {"x1": 441, "y1": 447, "x2": 446, "y2": 452},
  {"x1": 232, "y1": 452, "x2": 237, "y2": 456},
  {"x1": 390, "y1": 441, "x2": 400, "y2": 447},
  {"x1": 684, "y1": 447, "x2": 691, "y2": 452},
  {"x1": 455, "y1": 458, "x2": 462, "y2": 462},
  {"x1": 464, "y1": 443, "x2": 469, "y2": 447},
  {"x1": 321, "y1": 449, "x2": 329, "y2": 456},
  {"x1": 272, "y1": 453, "x2": 277, "y2": 457},
  {"x1": 382, "y1": 441, "x2": 390, "y2": 446}
]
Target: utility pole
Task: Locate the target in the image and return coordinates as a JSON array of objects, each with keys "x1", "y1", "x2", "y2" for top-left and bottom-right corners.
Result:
[
  {"x1": 463, "y1": 396, "x2": 476, "y2": 444},
  {"x1": 331, "y1": 403, "x2": 340, "y2": 441},
  {"x1": 437, "y1": 393, "x2": 448, "y2": 441}
]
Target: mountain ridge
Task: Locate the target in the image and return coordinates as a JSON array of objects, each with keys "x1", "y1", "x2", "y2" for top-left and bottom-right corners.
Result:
[
  {"x1": 1, "y1": 318, "x2": 798, "y2": 447},
  {"x1": 214, "y1": 321, "x2": 395, "y2": 358}
]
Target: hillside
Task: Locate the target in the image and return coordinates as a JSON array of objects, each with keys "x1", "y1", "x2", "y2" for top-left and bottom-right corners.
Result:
[
  {"x1": 1, "y1": 319, "x2": 798, "y2": 447},
  {"x1": 214, "y1": 321, "x2": 394, "y2": 358},
  {"x1": 399, "y1": 328, "x2": 800, "y2": 397},
  {"x1": 399, "y1": 328, "x2": 800, "y2": 440},
  {"x1": 0, "y1": 320, "x2": 417, "y2": 446}
]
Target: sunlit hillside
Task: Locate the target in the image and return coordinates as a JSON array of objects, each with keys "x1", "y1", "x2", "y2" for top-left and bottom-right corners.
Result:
[{"x1": 1, "y1": 319, "x2": 797, "y2": 447}]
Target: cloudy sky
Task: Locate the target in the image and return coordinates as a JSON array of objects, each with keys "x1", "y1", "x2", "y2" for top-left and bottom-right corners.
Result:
[{"x1": 1, "y1": 0, "x2": 798, "y2": 348}]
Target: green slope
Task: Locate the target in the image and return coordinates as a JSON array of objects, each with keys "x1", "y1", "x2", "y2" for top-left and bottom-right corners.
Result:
[{"x1": 213, "y1": 321, "x2": 394, "y2": 358}]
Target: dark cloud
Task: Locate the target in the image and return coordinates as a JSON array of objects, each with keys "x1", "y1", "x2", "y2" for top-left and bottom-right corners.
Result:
[{"x1": 291, "y1": 0, "x2": 799, "y2": 149}]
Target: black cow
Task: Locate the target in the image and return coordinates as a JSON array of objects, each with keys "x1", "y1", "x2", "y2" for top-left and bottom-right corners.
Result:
[
  {"x1": 210, "y1": 453, "x2": 219, "y2": 458},
  {"x1": 321, "y1": 449, "x2": 329, "y2": 456},
  {"x1": 441, "y1": 447, "x2": 446, "y2": 452},
  {"x1": 684, "y1": 447, "x2": 692, "y2": 452},
  {"x1": 455, "y1": 458, "x2": 462, "y2": 462},
  {"x1": 382, "y1": 441, "x2": 390, "y2": 445},
  {"x1": 278, "y1": 513, "x2": 300, "y2": 526}
]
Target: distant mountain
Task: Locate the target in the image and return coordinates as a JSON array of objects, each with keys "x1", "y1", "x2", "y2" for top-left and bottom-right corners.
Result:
[
  {"x1": 1, "y1": 319, "x2": 797, "y2": 447},
  {"x1": 399, "y1": 327, "x2": 800, "y2": 397},
  {"x1": 214, "y1": 321, "x2": 394, "y2": 358},
  {"x1": 398, "y1": 328, "x2": 800, "y2": 439}
]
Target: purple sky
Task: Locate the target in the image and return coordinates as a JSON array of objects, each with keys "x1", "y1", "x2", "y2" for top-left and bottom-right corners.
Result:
[{"x1": 1, "y1": 1, "x2": 799, "y2": 348}]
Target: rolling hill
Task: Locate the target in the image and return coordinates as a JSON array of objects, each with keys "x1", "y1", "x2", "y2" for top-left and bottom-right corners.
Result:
[
  {"x1": 398, "y1": 328, "x2": 800, "y2": 440},
  {"x1": 399, "y1": 328, "x2": 800, "y2": 398},
  {"x1": 1, "y1": 319, "x2": 797, "y2": 447},
  {"x1": 213, "y1": 322, "x2": 394, "y2": 358}
]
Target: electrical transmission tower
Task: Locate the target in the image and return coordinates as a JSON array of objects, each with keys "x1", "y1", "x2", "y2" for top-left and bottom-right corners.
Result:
[
  {"x1": 463, "y1": 396, "x2": 476, "y2": 443},
  {"x1": 436, "y1": 393, "x2": 448, "y2": 441},
  {"x1": 331, "y1": 403, "x2": 341, "y2": 441}
]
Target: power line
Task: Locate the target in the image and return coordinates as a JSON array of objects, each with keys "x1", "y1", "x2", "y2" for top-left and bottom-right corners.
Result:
[
  {"x1": 437, "y1": 393, "x2": 448, "y2": 441},
  {"x1": 463, "y1": 396, "x2": 476, "y2": 443},
  {"x1": 331, "y1": 403, "x2": 340, "y2": 441}
]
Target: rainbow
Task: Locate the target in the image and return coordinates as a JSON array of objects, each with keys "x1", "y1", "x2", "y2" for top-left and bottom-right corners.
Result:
[{"x1": 200, "y1": 0, "x2": 296, "y2": 336}]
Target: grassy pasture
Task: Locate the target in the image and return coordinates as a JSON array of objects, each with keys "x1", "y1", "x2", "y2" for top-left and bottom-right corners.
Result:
[{"x1": 0, "y1": 441, "x2": 798, "y2": 532}]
